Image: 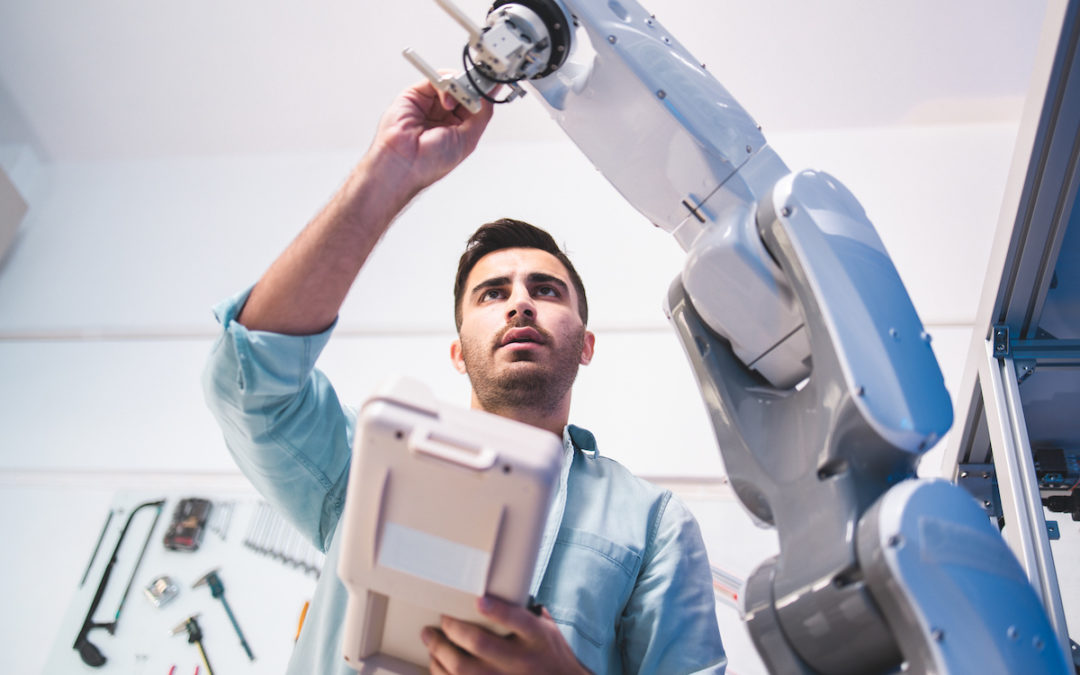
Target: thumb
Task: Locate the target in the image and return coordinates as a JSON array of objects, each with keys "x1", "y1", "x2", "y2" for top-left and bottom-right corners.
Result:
[{"x1": 436, "y1": 87, "x2": 460, "y2": 112}]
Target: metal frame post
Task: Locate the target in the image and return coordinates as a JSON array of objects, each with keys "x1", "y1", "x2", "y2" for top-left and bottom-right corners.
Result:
[{"x1": 979, "y1": 340, "x2": 1071, "y2": 662}]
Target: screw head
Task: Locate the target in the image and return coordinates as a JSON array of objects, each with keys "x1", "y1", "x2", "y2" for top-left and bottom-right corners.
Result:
[
  {"x1": 931, "y1": 628, "x2": 945, "y2": 642},
  {"x1": 1007, "y1": 626, "x2": 1019, "y2": 640},
  {"x1": 994, "y1": 334, "x2": 1008, "y2": 352},
  {"x1": 656, "y1": 90, "x2": 666, "y2": 99},
  {"x1": 607, "y1": 35, "x2": 617, "y2": 44}
]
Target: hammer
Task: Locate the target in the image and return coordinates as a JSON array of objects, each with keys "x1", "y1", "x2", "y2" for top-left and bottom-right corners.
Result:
[
  {"x1": 170, "y1": 614, "x2": 215, "y2": 675},
  {"x1": 192, "y1": 568, "x2": 255, "y2": 661}
]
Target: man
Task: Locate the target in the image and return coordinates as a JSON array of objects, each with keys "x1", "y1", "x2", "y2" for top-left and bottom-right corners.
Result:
[{"x1": 203, "y1": 79, "x2": 726, "y2": 674}]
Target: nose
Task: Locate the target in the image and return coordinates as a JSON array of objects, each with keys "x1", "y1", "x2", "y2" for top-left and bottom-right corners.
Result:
[{"x1": 506, "y1": 286, "x2": 535, "y2": 322}]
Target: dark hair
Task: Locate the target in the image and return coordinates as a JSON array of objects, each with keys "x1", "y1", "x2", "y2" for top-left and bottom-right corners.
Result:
[{"x1": 453, "y1": 218, "x2": 588, "y2": 331}]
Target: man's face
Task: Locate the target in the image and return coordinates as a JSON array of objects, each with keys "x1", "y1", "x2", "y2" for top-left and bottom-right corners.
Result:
[{"x1": 451, "y1": 247, "x2": 594, "y2": 415}]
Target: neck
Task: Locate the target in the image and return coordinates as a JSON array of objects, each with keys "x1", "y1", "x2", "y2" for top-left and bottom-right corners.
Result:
[{"x1": 469, "y1": 391, "x2": 569, "y2": 438}]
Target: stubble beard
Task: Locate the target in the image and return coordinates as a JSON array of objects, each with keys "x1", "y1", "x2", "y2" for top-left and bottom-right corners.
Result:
[{"x1": 461, "y1": 325, "x2": 586, "y2": 418}]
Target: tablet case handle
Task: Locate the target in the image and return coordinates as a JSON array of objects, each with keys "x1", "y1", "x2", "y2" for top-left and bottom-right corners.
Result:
[{"x1": 410, "y1": 429, "x2": 498, "y2": 471}]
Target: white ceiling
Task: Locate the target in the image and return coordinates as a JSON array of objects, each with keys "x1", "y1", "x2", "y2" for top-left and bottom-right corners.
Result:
[{"x1": 0, "y1": 0, "x2": 1049, "y2": 161}]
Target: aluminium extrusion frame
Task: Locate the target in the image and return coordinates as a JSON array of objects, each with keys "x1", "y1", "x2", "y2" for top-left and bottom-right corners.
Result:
[
  {"x1": 974, "y1": 340, "x2": 1070, "y2": 656},
  {"x1": 942, "y1": 0, "x2": 1080, "y2": 667}
]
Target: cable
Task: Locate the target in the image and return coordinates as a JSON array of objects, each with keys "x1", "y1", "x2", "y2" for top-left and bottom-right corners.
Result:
[{"x1": 462, "y1": 45, "x2": 525, "y2": 105}]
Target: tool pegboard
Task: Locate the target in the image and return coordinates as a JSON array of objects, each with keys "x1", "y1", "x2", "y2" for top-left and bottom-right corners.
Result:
[{"x1": 45, "y1": 491, "x2": 321, "y2": 674}]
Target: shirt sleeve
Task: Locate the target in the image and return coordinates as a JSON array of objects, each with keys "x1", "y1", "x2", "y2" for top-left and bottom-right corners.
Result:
[
  {"x1": 619, "y1": 492, "x2": 728, "y2": 674},
  {"x1": 201, "y1": 287, "x2": 354, "y2": 551}
]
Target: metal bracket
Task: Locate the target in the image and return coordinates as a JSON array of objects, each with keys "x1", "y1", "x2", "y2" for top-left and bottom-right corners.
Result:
[
  {"x1": 1016, "y1": 359, "x2": 1037, "y2": 384},
  {"x1": 957, "y1": 463, "x2": 1002, "y2": 520},
  {"x1": 992, "y1": 325, "x2": 1011, "y2": 357},
  {"x1": 1047, "y1": 520, "x2": 1060, "y2": 540}
]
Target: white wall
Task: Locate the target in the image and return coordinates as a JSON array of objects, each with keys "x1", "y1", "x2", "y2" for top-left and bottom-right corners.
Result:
[
  {"x1": 0, "y1": 124, "x2": 1019, "y2": 475},
  {"x1": 5, "y1": 121, "x2": 1079, "y2": 672}
]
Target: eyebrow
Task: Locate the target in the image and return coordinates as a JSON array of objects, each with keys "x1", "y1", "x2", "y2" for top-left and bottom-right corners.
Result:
[{"x1": 470, "y1": 272, "x2": 570, "y2": 299}]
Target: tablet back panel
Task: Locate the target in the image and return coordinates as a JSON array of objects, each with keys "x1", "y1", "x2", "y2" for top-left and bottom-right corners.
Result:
[{"x1": 337, "y1": 378, "x2": 563, "y2": 672}]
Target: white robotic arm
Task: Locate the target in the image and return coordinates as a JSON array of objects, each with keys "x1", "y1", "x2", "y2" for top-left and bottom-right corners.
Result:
[
  {"x1": 406, "y1": 2, "x2": 1074, "y2": 673},
  {"x1": 408, "y1": 0, "x2": 806, "y2": 386}
]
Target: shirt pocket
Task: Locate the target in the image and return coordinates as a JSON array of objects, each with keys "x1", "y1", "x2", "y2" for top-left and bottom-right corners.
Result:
[{"x1": 539, "y1": 527, "x2": 641, "y2": 649}]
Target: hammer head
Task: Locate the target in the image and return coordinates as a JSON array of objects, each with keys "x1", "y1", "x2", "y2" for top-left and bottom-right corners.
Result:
[
  {"x1": 192, "y1": 567, "x2": 220, "y2": 589},
  {"x1": 192, "y1": 567, "x2": 227, "y2": 598},
  {"x1": 170, "y1": 613, "x2": 202, "y2": 640}
]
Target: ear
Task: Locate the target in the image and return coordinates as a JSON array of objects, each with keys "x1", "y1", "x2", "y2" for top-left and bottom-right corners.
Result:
[
  {"x1": 579, "y1": 330, "x2": 596, "y2": 366},
  {"x1": 450, "y1": 338, "x2": 468, "y2": 374}
]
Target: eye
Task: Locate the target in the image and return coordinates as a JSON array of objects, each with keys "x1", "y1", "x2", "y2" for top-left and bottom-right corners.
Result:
[
  {"x1": 535, "y1": 285, "x2": 560, "y2": 298},
  {"x1": 480, "y1": 288, "x2": 505, "y2": 302}
]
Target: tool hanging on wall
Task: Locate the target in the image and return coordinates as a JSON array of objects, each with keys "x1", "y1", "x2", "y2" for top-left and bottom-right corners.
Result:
[
  {"x1": 73, "y1": 499, "x2": 165, "y2": 668},
  {"x1": 163, "y1": 498, "x2": 212, "y2": 552},
  {"x1": 208, "y1": 500, "x2": 235, "y2": 540},
  {"x1": 79, "y1": 509, "x2": 116, "y2": 587},
  {"x1": 295, "y1": 600, "x2": 310, "y2": 642},
  {"x1": 144, "y1": 575, "x2": 179, "y2": 608},
  {"x1": 242, "y1": 501, "x2": 324, "y2": 576},
  {"x1": 171, "y1": 614, "x2": 215, "y2": 675},
  {"x1": 193, "y1": 568, "x2": 255, "y2": 661}
]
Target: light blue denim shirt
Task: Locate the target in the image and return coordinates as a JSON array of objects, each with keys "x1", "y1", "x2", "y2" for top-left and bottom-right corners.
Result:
[{"x1": 203, "y1": 288, "x2": 726, "y2": 674}]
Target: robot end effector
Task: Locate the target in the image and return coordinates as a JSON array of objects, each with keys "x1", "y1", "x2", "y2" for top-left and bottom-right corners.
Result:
[{"x1": 404, "y1": 0, "x2": 572, "y2": 114}]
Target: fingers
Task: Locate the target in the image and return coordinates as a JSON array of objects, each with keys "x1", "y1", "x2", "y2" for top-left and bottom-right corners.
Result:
[
  {"x1": 424, "y1": 604, "x2": 585, "y2": 675},
  {"x1": 407, "y1": 73, "x2": 494, "y2": 119},
  {"x1": 436, "y1": 87, "x2": 460, "y2": 113},
  {"x1": 424, "y1": 625, "x2": 495, "y2": 675},
  {"x1": 404, "y1": 75, "x2": 469, "y2": 113},
  {"x1": 408, "y1": 69, "x2": 457, "y2": 111},
  {"x1": 372, "y1": 76, "x2": 494, "y2": 189},
  {"x1": 454, "y1": 101, "x2": 494, "y2": 155},
  {"x1": 439, "y1": 614, "x2": 516, "y2": 666},
  {"x1": 476, "y1": 595, "x2": 540, "y2": 639}
]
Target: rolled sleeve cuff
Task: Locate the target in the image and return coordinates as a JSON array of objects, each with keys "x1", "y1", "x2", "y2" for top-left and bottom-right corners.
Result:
[{"x1": 211, "y1": 286, "x2": 338, "y2": 397}]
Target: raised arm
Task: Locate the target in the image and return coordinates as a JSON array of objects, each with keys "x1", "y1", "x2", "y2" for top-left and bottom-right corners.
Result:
[{"x1": 237, "y1": 80, "x2": 494, "y2": 335}]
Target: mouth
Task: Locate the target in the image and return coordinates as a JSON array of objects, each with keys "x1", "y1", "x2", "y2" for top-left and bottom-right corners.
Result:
[{"x1": 499, "y1": 327, "x2": 546, "y2": 349}]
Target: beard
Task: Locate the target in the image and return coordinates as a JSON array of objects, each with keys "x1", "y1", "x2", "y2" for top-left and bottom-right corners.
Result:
[{"x1": 459, "y1": 320, "x2": 586, "y2": 417}]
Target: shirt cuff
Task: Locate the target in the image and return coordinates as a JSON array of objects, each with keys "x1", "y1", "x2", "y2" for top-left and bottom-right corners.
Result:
[{"x1": 211, "y1": 286, "x2": 338, "y2": 396}]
